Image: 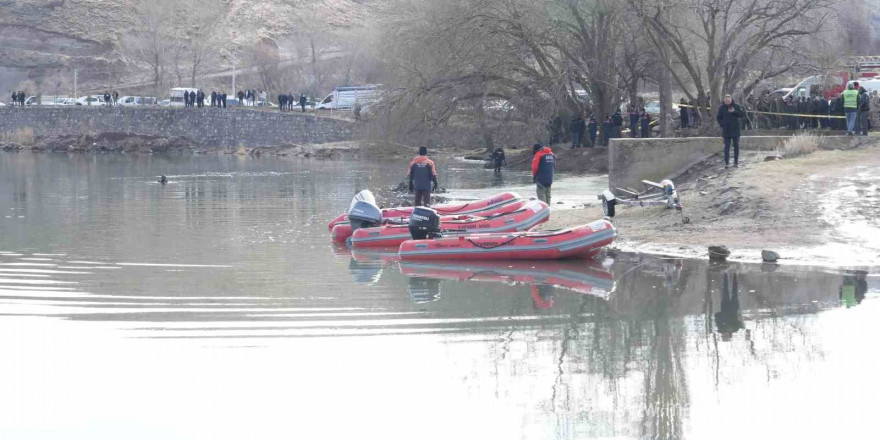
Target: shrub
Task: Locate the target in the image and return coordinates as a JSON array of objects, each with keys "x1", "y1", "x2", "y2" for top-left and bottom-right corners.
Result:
[
  {"x1": 0, "y1": 127, "x2": 35, "y2": 145},
  {"x1": 780, "y1": 132, "x2": 822, "y2": 158}
]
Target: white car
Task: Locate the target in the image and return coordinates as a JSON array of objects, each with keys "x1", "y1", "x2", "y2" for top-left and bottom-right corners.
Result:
[
  {"x1": 76, "y1": 95, "x2": 109, "y2": 106},
  {"x1": 0, "y1": 102, "x2": 5, "y2": 107}
]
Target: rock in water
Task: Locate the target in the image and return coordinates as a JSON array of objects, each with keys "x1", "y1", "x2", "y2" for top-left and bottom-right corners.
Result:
[
  {"x1": 708, "y1": 245, "x2": 730, "y2": 261},
  {"x1": 762, "y1": 250, "x2": 780, "y2": 262}
]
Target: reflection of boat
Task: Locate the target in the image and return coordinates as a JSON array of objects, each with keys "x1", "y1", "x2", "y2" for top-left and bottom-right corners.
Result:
[
  {"x1": 331, "y1": 198, "x2": 529, "y2": 243},
  {"x1": 398, "y1": 221, "x2": 616, "y2": 261},
  {"x1": 350, "y1": 200, "x2": 550, "y2": 248},
  {"x1": 328, "y1": 192, "x2": 523, "y2": 231},
  {"x1": 399, "y1": 259, "x2": 614, "y2": 298}
]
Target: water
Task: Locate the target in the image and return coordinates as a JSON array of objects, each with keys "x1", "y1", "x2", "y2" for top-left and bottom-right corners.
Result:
[{"x1": 0, "y1": 153, "x2": 878, "y2": 440}]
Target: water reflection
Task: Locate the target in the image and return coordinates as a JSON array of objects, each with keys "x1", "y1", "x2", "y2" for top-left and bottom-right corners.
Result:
[{"x1": 1, "y1": 153, "x2": 878, "y2": 439}]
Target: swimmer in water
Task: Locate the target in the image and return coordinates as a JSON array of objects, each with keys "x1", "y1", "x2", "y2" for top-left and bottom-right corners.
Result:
[{"x1": 158, "y1": 175, "x2": 167, "y2": 184}]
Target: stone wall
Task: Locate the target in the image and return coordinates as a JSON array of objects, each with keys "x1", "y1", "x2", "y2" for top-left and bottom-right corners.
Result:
[
  {"x1": 609, "y1": 136, "x2": 868, "y2": 191},
  {"x1": 0, "y1": 107, "x2": 357, "y2": 148}
]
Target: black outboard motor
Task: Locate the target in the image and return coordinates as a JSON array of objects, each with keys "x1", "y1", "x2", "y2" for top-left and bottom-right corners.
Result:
[
  {"x1": 348, "y1": 190, "x2": 382, "y2": 232},
  {"x1": 408, "y1": 207, "x2": 442, "y2": 240}
]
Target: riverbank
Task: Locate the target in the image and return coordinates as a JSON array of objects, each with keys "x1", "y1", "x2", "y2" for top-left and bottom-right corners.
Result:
[
  {"x1": 0, "y1": 132, "x2": 422, "y2": 160},
  {"x1": 538, "y1": 139, "x2": 880, "y2": 268}
]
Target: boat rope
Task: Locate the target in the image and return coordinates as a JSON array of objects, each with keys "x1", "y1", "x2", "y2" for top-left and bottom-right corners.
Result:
[{"x1": 467, "y1": 235, "x2": 521, "y2": 249}]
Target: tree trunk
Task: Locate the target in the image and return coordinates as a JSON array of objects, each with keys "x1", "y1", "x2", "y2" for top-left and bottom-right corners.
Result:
[{"x1": 659, "y1": 67, "x2": 671, "y2": 137}]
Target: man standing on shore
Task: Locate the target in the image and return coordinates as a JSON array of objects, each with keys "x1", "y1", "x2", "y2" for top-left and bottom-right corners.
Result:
[
  {"x1": 716, "y1": 94, "x2": 744, "y2": 168},
  {"x1": 843, "y1": 83, "x2": 859, "y2": 135},
  {"x1": 408, "y1": 146, "x2": 439, "y2": 207},
  {"x1": 570, "y1": 114, "x2": 585, "y2": 149},
  {"x1": 858, "y1": 83, "x2": 870, "y2": 136},
  {"x1": 300, "y1": 93, "x2": 307, "y2": 112},
  {"x1": 587, "y1": 115, "x2": 598, "y2": 147},
  {"x1": 532, "y1": 143, "x2": 555, "y2": 204},
  {"x1": 492, "y1": 147, "x2": 507, "y2": 173}
]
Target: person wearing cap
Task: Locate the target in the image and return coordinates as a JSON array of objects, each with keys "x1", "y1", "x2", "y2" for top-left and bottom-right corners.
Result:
[
  {"x1": 531, "y1": 143, "x2": 555, "y2": 204},
  {"x1": 843, "y1": 83, "x2": 859, "y2": 135},
  {"x1": 716, "y1": 94, "x2": 744, "y2": 168},
  {"x1": 408, "y1": 146, "x2": 439, "y2": 207}
]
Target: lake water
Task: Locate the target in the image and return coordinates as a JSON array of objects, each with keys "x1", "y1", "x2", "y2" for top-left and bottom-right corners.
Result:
[{"x1": 0, "y1": 153, "x2": 877, "y2": 440}]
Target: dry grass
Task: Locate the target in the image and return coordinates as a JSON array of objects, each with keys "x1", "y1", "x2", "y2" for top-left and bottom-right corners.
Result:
[
  {"x1": 779, "y1": 132, "x2": 823, "y2": 158},
  {"x1": 0, "y1": 128, "x2": 35, "y2": 145}
]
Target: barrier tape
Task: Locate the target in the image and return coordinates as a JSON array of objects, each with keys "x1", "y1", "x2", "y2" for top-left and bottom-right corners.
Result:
[{"x1": 676, "y1": 103, "x2": 848, "y2": 119}]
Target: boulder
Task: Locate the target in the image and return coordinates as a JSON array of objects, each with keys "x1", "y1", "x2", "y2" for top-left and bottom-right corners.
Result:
[
  {"x1": 708, "y1": 245, "x2": 730, "y2": 261},
  {"x1": 761, "y1": 250, "x2": 780, "y2": 262}
]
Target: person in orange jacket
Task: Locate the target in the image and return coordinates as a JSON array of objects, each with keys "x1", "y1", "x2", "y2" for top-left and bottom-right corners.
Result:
[
  {"x1": 531, "y1": 144, "x2": 555, "y2": 204},
  {"x1": 408, "y1": 146, "x2": 439, "y2": 207}
]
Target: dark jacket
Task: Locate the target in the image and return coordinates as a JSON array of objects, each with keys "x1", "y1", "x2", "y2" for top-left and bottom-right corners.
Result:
[
  {"x1": 859, "y1": 88, "x2": 870, "y2": 112},
  {"x1": 408, "y1": 156, "x2": 438, "y2": 191},
  {"x1": 531, "y1": 146, "x2": 555, "y2": 187},
  {"x1": 716, "y1": 102, "x2": 744, "y2": 138},
  {"x1": 492, "y1": 149, "x2": 506, "y2": 164},
  {"x1": 570, "y1": 117, "x2": 586, "y2": 134},
  {"x1": 611, "y1": 112, "x2": 623, "y2": 127}
]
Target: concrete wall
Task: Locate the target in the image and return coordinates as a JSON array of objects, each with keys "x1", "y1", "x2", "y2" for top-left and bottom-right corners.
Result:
[
  {"x1": 608, "y1": 136, "x2": 868, "y2": 191},
  {"x1": 0, "y1": 107, "x2": 357, "y2": 148}
]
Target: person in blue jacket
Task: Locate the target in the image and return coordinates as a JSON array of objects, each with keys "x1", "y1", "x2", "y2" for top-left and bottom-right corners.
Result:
[
  {"x1": 531, "y1": 144, "x2": 555, "y2": 204},
  {"x1": 640, "y1": 110, "x2": 651, "y2": 138}
]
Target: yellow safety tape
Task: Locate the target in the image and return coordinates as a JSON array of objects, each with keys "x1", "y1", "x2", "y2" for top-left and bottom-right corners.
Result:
[{"x1": 675, "y1": 103, "x2": 847, "y2": 119}]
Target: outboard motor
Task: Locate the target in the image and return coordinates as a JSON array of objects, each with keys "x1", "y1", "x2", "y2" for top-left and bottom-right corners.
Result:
[
  {"x1": 408, "y1": 207, "x2": 441, "y2": 240},
  {"x1": 348, "y1": 190, "x2": 382, "y2": 232}
]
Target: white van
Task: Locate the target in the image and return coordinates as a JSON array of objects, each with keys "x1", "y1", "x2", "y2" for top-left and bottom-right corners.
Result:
[
  {"x1": 169, "y1": 87, "x2": 199, "y2": 107},
  {"x1": 847, "y1": 79, "x2": 880, "y2": 94},
  {"x1": 316, "y1": 85, "x2": 379, "y2": 110},
  {"x1": 25, "y1": 95, "x2": 71, "y2": 106},
  {"x1": 117, "y1": 96, "x2": 159, "y2": 106},
  {"x1": 76, "y1": 95, "x2": 108, "y2": 106}
]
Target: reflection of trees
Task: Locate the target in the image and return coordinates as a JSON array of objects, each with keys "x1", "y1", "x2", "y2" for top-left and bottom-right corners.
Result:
[
  {"x1": 639, "y1": 290, "x2": 688, "y2": 440},
  {"x1": 542, "y1": 258, "x2": 691, "y2": 439}
]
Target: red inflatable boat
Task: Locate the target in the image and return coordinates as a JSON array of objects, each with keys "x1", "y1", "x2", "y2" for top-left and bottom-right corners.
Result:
[
  {"x1": 398, "y1": 259, "x2": 614, "y2": 297},
  {"x1": 398, "y1": 220, "x2": 616, "y2": 261},
  {"x1": 331, "y1": 198, "x2": 529, "y2": 243},
  {"x1": 328, "y1": 192, "x2": 522, "y2": 231},
  {"x1": 350, "y1": 200, "x2": 550, "y2": 248}
]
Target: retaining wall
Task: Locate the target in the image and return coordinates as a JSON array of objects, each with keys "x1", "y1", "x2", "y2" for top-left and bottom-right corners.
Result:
[{"x1": 0, "y1": 107, "x2": 357, "y2": 148}]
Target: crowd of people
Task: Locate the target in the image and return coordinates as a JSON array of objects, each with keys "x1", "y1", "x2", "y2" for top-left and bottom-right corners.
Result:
[
  {"x1": 680, "y1": 84, "x2": 875, "y2": 135},
  {"x1": 278, "y1": 93, "x2": 309, "y2": 112},
  {"x1": 556, "y1": 106, "x2": 653, "y2": 150},
  {"x1": 8, "y1": 91, "x2": 27, "y2": 106}
]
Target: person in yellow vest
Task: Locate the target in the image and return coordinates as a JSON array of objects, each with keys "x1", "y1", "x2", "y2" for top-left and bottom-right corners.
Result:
[{"x1": 843, "y1": 83, "x2": 859, "y2": 135}]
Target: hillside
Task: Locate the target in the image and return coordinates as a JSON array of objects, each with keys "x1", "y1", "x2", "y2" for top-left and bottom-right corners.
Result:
[{"x1": 0, "y1": 0, "x2": 380, "y2": 93}]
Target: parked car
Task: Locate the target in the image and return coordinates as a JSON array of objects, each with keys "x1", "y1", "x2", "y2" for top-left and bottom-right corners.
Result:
[
  {"x1": 24, "y1": 95, "x2": 71, "y2": 106},
  {"x1": 117, "y1": 96, "x2": 158, "y2": 106},
  {"x1": 159, "y1": 99, "x2": 171, "y2": 107},
  {"x1": 316, "y1": 85, "x2": 379, "y2": 110},
  {"x1": 0, "y1": 101, "x2": 5, "y2": 107},
  {"x1": 76, "y1": 95, "x2": 108, "y2": 106},
  {"x1": 60, "y1": 98, "x2": 78, "y2": 106}
]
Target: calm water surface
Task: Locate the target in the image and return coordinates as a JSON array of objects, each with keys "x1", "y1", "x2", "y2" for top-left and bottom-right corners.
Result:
[{"x1": 0, "y1": 153, "x2": 877, "y2": 440}]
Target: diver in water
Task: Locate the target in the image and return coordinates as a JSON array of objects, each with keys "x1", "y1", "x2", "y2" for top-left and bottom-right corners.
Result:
[{"x1": 158, "y1": 175, "x2": 168, "y2": 184}]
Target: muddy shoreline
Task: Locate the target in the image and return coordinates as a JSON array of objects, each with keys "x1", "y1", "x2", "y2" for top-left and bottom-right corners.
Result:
[{"x1": 538, "y1": 140, "x2": 880, "y2": 269}]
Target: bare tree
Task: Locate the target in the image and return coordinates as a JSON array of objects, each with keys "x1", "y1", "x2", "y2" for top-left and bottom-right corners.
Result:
[
  {"x1": 631, "y1": 0, "x2": 834, "y2": 129},
  {"x1": 182, "y1": 0, "x2": 225, "y2": 87},
  {"x1": 121, "y1": 0, "x2": 177, "y2": 97}
]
